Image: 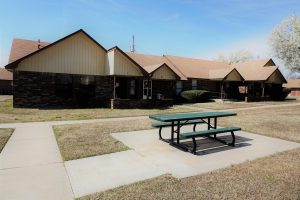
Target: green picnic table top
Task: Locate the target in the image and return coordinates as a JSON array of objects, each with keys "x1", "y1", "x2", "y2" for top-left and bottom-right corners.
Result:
[{"x1": 149, "y1": 112, "x2": 236, "y2": 122}]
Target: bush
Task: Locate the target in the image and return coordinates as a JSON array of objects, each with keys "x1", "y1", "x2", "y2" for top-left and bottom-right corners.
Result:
[
  {"x1": 270, "y1": 87, "x2": 291, "y2": 100},
  {"x1": 282, "y1": 87, "x2": 291, "y2": 98},
  {"x1": 180, "y1": 90, "x2": 212, "y2": 103}
]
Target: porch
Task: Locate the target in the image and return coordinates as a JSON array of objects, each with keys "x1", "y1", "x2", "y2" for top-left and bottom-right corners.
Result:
[{"x1": 110, "y1": 76, "x2": 175, "y2": 109}]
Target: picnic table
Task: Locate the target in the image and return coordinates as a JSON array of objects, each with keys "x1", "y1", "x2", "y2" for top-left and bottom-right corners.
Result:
[{"x1": 149, "y1": 112, "x2": 241, "y2": 154}]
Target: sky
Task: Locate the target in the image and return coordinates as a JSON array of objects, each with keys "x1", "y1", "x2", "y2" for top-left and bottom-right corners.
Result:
[{"x1": 0, "y1": 0, "x2": 300, "y2": 75}]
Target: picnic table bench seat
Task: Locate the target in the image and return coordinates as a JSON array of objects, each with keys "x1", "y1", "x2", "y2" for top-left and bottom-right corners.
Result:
[
  {"x1": 180, "y1": 126, "x2": 241, "y2": 154},
  {"x1": 152, "y1": 119, "x2": 205, "y2": 140}
]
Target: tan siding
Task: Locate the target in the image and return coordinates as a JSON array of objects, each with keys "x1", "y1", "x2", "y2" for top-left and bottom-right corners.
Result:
[
  {"x1": 225, "y1": 70, "x2": 243, "y2": 81},
  {"x1": 264, "y1": 59, "x2": 276, "y2": 66},
  {"x1": 151, "y1": 65, "x2": 176, "y2": 80},
  {"x1": 113, "y1": 50, "x2": 143, "y2": 76},
  {"x1": 17, "y1": 32, "x2": 106, "y2": 75},
  {"x1": 266, "y1": 70, "x2": 285, "y2": 84}
]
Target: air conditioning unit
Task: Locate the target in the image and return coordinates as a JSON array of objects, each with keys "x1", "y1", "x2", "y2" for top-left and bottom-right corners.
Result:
[{"x1": 157, "y1": 93, "x2": 164, "y2": 100}]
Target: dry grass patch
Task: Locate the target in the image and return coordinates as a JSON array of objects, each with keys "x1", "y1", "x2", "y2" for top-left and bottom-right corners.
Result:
[
  {"x1": 189, "y1": 101, "x2": 262, "y2": 110},
  {"x1": 0, "y1": 128, "x2": 14, "y2": 153},
  {"x1": 78, "y1": 148, "x2": 300, "y2": 200},
  {"x1": 53, "y1": 119, "x2": 154, "y2": 160},
  {"x1": 187, "y1": 98, "x2": 300, "y2": 111},
  {"x1": 219, "y1": 105, "x2": 300, "y2": 142},
  {"x1": 0, "y1": 99, "x2": 198, "y2": 123}
]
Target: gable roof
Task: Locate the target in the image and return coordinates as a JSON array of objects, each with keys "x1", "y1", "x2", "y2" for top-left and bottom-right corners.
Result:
[
  {"x1": 142, "y1": 63, "x2": 180, "y2": 79},
  {"x1": 5, "y1": 29, "x2": 107, "y2": 69},
  {"x1": 126, "y1": 52, "x2": 187, "y2": 80},
  {"x1": 231, "y1": 59, "x2": 283, "y2": 81},
  {"x1": 209, "y1": 68, "x2": 244, "y2": 81},
  {"x1": 142, "y1": 63, "x2": 164, "y2": 73},
  {"x1": 0, "y1": 68, "x2": 13, "y2": 80},
  {"x1": 164, "y1": 55, "x2": 230, "y2": 79},
  {"x1": 8, "y1": 39, "x2": 49, "y2": 63},
  {"x1": 283, "y1": 79, "x2": 300, "y2": 88}
]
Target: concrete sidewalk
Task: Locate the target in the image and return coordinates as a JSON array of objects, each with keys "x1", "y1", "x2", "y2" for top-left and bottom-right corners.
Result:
[
  {"x1": 65, "y1": 125, "x2": 300, "y2": 198},
  {"x1": 0, "y1": 126, "x2": 74, "y2": 200}
]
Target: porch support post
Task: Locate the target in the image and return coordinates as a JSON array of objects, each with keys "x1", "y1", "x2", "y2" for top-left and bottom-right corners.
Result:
[
  {"x1": 147, "y1": 77, "x2": 150, "y2": 100},
  {"x1": 113, "y1": 76, "x2": 116, "y2": 99},
  {"x1": 244, "y1": 82, "x2": 248, "y2": 102},
  {"x1": 220, "y1": 81, "x2": 224, "y2": 99},
  {"x1": 261, "y1": 82, "x2": 265, "y2": 97}
]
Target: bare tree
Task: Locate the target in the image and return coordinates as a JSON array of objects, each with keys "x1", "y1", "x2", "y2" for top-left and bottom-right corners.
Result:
[
  {"x1": 215, "y1": 49, "x2": 254, "y2": 64},
  {"x1": 287, "y1": 71, "x2": 300, "y2": 79},
  {"x1": 269, "y1": 15, "x2": 300, "y2": 72}
]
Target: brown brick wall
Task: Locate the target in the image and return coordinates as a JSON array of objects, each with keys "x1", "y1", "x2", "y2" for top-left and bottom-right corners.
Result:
[
  {"x1": 181, "y1": 79, "x2": 219, "y2": 92},
  {"x1": 13, "y1": 71, "x2": 113, "y2": 108},
  {"x1": 110, "y1": 98, "x2": 173, "y2": 109},
  {"x1": 152, "y1": 80, "x2": 175, "y2": 99},
  {"x1": 198, "y1": 80, "x2": 219, "y2": 92},
  {"x1": 0, "y1": 80, "x2": 12, "y2": 95}
]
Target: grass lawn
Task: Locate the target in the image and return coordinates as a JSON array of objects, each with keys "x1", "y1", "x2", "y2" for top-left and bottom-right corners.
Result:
[
  {"x1": 219, "y1": 105, "x2": 300, "y2": 143},
  {"x1": 53, "y1": 118, "x2": 154, "y2": 161},
  {"x1": 74, "y1": 104, "x2": 300, "y2": 199},
  {"x1": 188, "y1": 101, "x2": 263, "y2": 110},
  {"x1": 0, "y1": 99, "x2": 198, "y2": 124},
  {"x1": 54, "y1": 104, "x2": 300, "y2": 160},
  {"x1": 0, "y1": 128, "x2": 14, "y2": 153},
  {"x1": 187, "y1": 98, "x2": 299, "y2": 110},
  {"x1": 78, "y1": 148, "x2": 300, "y2": 200}
]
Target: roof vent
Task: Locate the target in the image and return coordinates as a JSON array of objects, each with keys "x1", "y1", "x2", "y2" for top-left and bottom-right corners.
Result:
[{"x1": 38, "y1": 39, "x2": 41, "y2": 49}]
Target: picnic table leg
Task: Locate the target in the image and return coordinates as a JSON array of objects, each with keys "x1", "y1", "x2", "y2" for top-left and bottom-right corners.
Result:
[
  {"x1": 230, "y1": 131, "x2": 236, "y2": 146},
  {"x1": 177, "y1": 120, "x2": 180, "y2": 144},
  {"x1": 171, "y1": 121, "x2": 174, "y2": 142},
  {"x1": 214, "y1": 117, "x2": 217, "y2": 138},
  {"x1": 208, "y1": 118, "x2": 211, "y2": 130},
  {"x1": 159, "y1": 127, "x2": 163, "y2": 140},
  {"x1": 192, "y1": 137, "x2": 197, "y2": 154}
]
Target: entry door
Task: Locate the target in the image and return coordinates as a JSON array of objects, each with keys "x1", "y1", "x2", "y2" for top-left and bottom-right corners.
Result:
[{"x1": 143, "y1": 79, "x2": 152, "y2": 99}]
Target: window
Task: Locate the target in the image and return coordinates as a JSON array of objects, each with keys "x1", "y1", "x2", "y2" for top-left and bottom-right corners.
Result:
[
  {"x1": 129, "y1": 80, "x2": 136, "y2": 96},
  {"x1": 80, "y1": 76, "x2": 96, "y2": 98},
  {"x1": 176, "y1": 81, "x2": 183, "y2": 95},
  {"x1": 81, "y1": 76, "x2": 95, "y2": 85},
  {"x1": 192, "y1": 79, "x2": 197, "y2": 90},
  {"x1": 143, "y1": 79, "x2": 152, "y2": 99},
  {"x1": 55, "y1": 75, "x2": 73, "y2": 98}
]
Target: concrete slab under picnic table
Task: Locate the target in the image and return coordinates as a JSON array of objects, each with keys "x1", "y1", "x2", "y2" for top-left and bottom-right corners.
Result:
[{"x1": 65, "y1": 124, "x2": 300, "y2": 198}]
